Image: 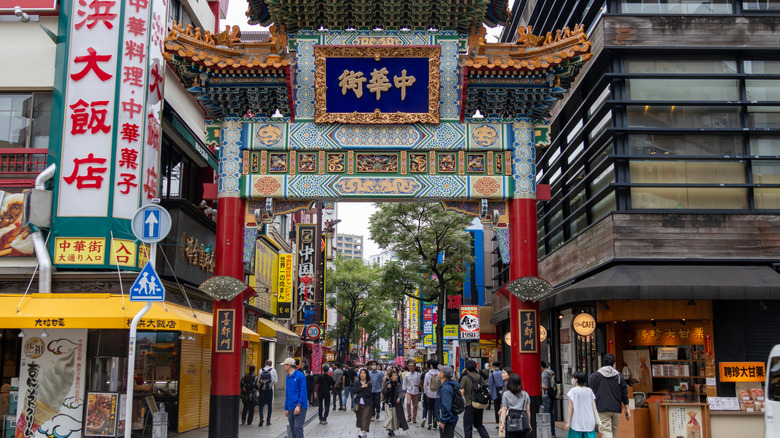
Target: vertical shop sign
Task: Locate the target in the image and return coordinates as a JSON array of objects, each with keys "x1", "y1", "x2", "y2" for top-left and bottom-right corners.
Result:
[
  {"x1": 277, "y1": 253, "x2": 293, "y2": 319},
  {"x1": 408, "y1": 294, "x2": 419, "y2": 340},
  {"x1": 295, "y1": 224, "x2": 316, "y2": 324},
  {"x1": 518, "y1": 309, "x2": 538, "y2": 353},
  {"x1": 15, "y1": 329, "x2": 87, "y2": 438},
  {"x1": 459, "y1": 305, "x2": 480, "y2": 340},
  {"x1": 215, "y1": 309, "x2": 235, "y2": 353}
]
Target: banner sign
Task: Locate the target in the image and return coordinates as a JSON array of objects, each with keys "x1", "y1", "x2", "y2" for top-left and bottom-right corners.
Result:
[
  {"x1": 518, "y1": 309, "x2": 538, "y2": 353},
  {"x1": 443, "y1": 324, "x2": 459, "y2": 340},
  {"x1": 719, "y1": 362, "x2": 766, "y2": 382},
  {"x1": 408, "y1": 295, "x2": 419, "y2": 340},
  {"x1": 459, "y1": 305, "x2": 480, "y2": 340},
  {"x1": 314, "y1": 46, "x2": 441, "y2": 124},
  {"x1": 295, "y1": 224, "x2": 317, "y2": 325},
  {"x1": 16, "y1": 329, "x2": 87, "y2": 438},
  {"x1": 277, "y1": 253, "x2": 293, "y2": 319}
]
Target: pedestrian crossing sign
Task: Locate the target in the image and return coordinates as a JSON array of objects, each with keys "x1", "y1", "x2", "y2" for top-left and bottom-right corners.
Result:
[{"x1": 130, "y1": 261, "x2": 165, "y2": 301}]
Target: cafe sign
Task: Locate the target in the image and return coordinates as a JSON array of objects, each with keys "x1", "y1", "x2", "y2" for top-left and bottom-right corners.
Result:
[
  {"x1": 314, "y1": 46, "x2": 440, "y2": 124},
  {"x1": 572, "y1": 313, "x2": 596, "y2": 336}
]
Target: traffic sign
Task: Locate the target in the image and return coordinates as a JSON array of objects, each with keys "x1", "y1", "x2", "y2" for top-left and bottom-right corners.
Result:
[
  {"x1": 130, "y1": 261, "x2": 165, "y2": 301},
  {"x1": 131, "y1": 204, "x2": 172, "y2": 243},
  {"x1": 306, "y1": 324, "x2": 322, "y2": 340}
]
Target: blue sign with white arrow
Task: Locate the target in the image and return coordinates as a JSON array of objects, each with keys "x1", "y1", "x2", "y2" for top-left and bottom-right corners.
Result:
[
  {"x1": 131, "y1": 204, "x2": 172, "y2": 243},
  {"x1": 130, "y1": 261, "x2": 165, "y2": 301}
]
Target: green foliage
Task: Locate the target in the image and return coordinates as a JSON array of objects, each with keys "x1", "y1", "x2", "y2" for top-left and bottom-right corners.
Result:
[{"x1": 369, "y1": 202, "x2": 475, "y2": 363}]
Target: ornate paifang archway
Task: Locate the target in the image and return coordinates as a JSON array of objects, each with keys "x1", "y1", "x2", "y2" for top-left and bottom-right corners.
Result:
[{"x1": 164, "y1": 14, "x2": 591, "y2": 437}]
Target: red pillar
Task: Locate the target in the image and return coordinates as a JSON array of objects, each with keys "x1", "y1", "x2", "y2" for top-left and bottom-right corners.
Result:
[
  {"x1": 509, "y1": 197, "x2": 541, "y2": 397},
  {"x1": 209, "y1": 195, "x2": 246, "y2": 438}
]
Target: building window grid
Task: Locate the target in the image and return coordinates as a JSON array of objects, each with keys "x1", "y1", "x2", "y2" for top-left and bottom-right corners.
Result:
[{"x1": 537, "y1": 57, "x2": 780, "y2": 258}]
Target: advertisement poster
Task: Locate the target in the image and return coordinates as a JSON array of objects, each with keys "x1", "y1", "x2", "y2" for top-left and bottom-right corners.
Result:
[
  {"x1": 277, "y1": 253, "x2": 293, "y2": 319},
  {"x1": 16, "y1": 329, "x2": 87, "y2": 438},
  {"x1": 623, "y1": 349, "x2": 652, "y2": 388},
  {"x1": 667, "y1": 405, "x2": 703, "y2": 438},
  {"x1": 84, "y1": 393, "x2": 118, "y2": 437},
  {"x1": 0, "y1": 190, "x2": 35, "y2": 257},
  {"x1": 469, "y1": 343, "x2": 480, "y2": 358},
  {"x1": 459, "y1": 305, "x2": 480, "y2": 340}
]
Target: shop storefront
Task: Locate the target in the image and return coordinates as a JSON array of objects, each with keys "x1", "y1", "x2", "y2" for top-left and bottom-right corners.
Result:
[{"x1": 0, "y1": 293, "x2": 260, "y2": 437}]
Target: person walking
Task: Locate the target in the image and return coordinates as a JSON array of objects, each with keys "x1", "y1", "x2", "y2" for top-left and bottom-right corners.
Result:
[
  {"x1": 541, "y1": 361, "x2": 557, "y2": 437},
  {"x1": 304, "y1": 366, "x2": 315, "y2": 405},
  {"x1": 488, "y1": 361, "x2": 504, "y2": 427},
  {"x1": 332, "y1": 363, "x2": 345, "y2": 411},
  {"x1": 498, "y1": 373, "x2": 532, "y2": 438},
  {"x1": 369, "y1": 361, "x2": 384, "y2": 420},
  {"x1": 258, "y1": 359, "x2": 278, "y2": 426},
  {"x1": 354, "y1": 368, "x2": 374, "y2": 438},
  {"x1": 588, "y1": 353, "x2": 630, "y2": 438},
  {"x1": 403, "y1": 362, "x2": 421, "y2": 423},
  {"x1": 423, "y1": 360, "x2": 441, "y2": 430},
  {"x1": 315, "y1": 364, "x2": 335, "y2": 424},
  {"x1": 344, "y1": 362, "x2": 357, "y2": 410},
  {"x1": 382, "y1": 369, "x2": 409, "y2": 436},
  {"x1": 460, "y1": 360, "x2": 490, "y2": 438},
  {"x1": 283, "y1": 358, "x2": 308, "y2": 438},
  {"x1": 564, "y1": 371, "x2": 601, "y2": 438},
  {"x1": 240, "y1": 365, "x2": 258, "y2": 425},
  {"x1": 434, "y1": 366, "x2": 461, "y2": 438}
]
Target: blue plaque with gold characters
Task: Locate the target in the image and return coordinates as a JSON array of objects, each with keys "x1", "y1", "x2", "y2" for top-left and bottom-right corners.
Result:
[{"x1": 314, "y1": 46, "x2": 440, "y2": 124}]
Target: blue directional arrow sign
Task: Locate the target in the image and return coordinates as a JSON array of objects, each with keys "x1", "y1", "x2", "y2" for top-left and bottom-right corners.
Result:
[
  {"x1": 131, "y1": 204, "x2": 172, "y2": 243},
  {"x1": 130, "y1": 262, "x2": 165, "y2": 301}
]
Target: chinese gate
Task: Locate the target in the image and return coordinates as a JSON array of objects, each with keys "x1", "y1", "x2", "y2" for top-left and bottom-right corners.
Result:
[{"x1": 163, "y1": 7, "x2": 591, "y2": 437}]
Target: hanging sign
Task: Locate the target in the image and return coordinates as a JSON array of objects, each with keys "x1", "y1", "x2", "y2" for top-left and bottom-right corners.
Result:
[
  {"x1": 215, "y1": 309, "x2": 235, "y2": 353},
  {"x1": 572, "y1": 313, "x2": 597, "y2": 336},
  {"x1": 277, "y1": 253, "x2": 293, "y2": 319},
  {"x1": 459, "y1": 305, "x2": 480, "y2": 340},
  {"x1": 294, "y1": 224, "x2": 317, "y2": 325},
  {"x1": 518, "y1": 309, "x2": 538, "y2": 353},
  {"x1": 314, "y1": 46, "x2": 441, "y2": 124}
]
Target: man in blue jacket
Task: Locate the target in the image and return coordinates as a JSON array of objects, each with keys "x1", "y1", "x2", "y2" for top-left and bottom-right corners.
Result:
[
  {"x1": 434, "y1": 366, "x2": 461, "y2": 438},
  {"x1": 283, "y1": 358, "x2": 308, "y2": 438},
  {"x1": 368, "y1": 360, "x2": 384, "y2": 420}
]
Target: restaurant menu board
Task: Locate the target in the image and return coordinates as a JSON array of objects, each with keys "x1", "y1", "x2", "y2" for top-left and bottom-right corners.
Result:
[
  {"x1": 15, "y1": 329, "x2": 88, "y2": 438},
  {"x1": 707, "y1": 397, "x2": 741, "y2": 411},
  {"x1": 84, "y1": 393, "x2": 118, "y2": 437}
]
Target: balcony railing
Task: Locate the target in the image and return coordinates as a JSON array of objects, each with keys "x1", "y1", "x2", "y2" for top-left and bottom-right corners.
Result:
[{"x1": 0, "y1": 149, "x2": 48, "y2": 176}]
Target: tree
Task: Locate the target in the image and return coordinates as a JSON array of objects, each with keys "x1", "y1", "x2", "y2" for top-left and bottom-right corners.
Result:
[
  {"x1": 359, "y1": 302, "x2": 397, "y2": 359},
  {"x1": 370, "y1": 203, "x2": 474, "y2": 364},
  {"x1": 326, "y1": 254, "x2": 380, "y2": 363}
]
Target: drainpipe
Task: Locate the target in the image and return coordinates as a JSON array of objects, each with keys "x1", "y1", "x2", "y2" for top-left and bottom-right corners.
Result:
[{"x1": 33, "y1": 164, "x2": 56, "y2": 293}]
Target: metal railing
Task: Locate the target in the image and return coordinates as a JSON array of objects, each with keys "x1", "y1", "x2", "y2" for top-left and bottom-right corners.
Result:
[{"x1": 0, "y1": 149, "x2": 49, "y2": 175}]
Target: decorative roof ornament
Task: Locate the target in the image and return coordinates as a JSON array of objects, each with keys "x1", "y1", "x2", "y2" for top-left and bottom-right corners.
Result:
[
  {"x1": 200, "y1": 275, "x2": 250, "y2": 301},
  {"x1": 504, "y1": 276, "x2": 553, "y2": 302}
]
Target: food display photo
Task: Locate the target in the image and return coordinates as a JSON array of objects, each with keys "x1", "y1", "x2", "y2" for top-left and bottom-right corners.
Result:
[
  {"x1": 85, "y1": 393, "x2": 119, "y2": 436},
  {"x1": 0, "y1": 191, "x2": 34, "y2": 257}
]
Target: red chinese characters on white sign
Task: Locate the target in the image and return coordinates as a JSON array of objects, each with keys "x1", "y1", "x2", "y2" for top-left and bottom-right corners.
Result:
[
  {"x1": 57, "y1": 0, "x2": 120, "y2": 217},
  {"x1": 141, "y1": 0, "x2": 168, "y2": 206}
]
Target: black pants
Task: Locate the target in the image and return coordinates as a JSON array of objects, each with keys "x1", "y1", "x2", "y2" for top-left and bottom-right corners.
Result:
[
  {"x1": 318, "y1": 394, "x2": 331, "y2": 421},
  {"x1": 258, "y1": 390, "x2": 273, "y2": 424},
  {"x1": 493, "y1": 394, "x2": 502, "y2": 423},
  {"x1": 507, "y1": 431, "x2": 527, "y2": 438},
  {"x1": 333, "y1": 388, "x2": 343, "y2": 409},
  {"x1": 439, "y1": 421, "x2": 456, "y2": 438},
  {"x1": 463, "y1": 406, "x2": 490, "y2": 438},
  {"x1": 241, "y1": 399, "x2": 256, "y2": 424},
  {"x1": 372, "y1": 392, "x2": 382, "y2": 416},
  {"x1": 427, "y1": 396, "x2": 437, "y2": 425}
]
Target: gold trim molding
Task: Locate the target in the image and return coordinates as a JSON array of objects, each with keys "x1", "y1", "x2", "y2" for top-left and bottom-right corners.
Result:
[{"x1": 314, "y1": 45, "x2": 441, "y2": 125}]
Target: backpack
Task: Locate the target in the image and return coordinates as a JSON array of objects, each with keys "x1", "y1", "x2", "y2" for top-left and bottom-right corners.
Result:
[
  {"x1": 429, "y1": 373, "x2": 442, "y2": 392},
  {"x1": 259, "y1": 367, "x2": 272, "y2": 391},
  {"x1": 448, "y1": 382, "x2": 466, "y2": 416},
  {"x1": 241, "y1": 374, "x2": 256, "y2": 401},
  {"x1": 551, "y1": 378, "x2": 563, "y2": 400},
  {"x1": 466, "y1": 374, "x2": 491, "y2": 409}
]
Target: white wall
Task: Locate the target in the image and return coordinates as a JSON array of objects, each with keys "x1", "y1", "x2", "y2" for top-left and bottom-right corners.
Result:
[
  {"x1": 0, "y1": 18, "x2": 59, "y2": 90},
  {"x1": 164, "y1": 65, "x2": 205, "y2": 141},
  {"x1": 184, "y1": 0, "x2": 216, "y2": 33}
]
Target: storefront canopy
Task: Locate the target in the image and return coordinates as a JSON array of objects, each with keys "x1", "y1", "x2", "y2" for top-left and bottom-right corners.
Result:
[
  {"x1": 542, "y1": 265, "x2": 780, "y2": 309},
  {"x1": 0, "y1": 293, "x2": 260, "y2": 342},
  {"x1": 257, "y1": 317, "x2": 301, "y2": 347}
]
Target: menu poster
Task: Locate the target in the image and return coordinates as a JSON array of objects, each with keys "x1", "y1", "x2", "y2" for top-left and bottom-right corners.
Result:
[
  {"x1": 84, "y1": 393, "x2": 118, "y2": 437},
  {"x1": 15, "y1": 329, "x2": 87, "y2": 438}
]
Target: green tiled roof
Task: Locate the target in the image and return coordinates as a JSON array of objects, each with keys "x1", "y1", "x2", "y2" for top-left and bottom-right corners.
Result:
[{"x1": 246, "y1": 0, "x2": 510, "y2": 33}]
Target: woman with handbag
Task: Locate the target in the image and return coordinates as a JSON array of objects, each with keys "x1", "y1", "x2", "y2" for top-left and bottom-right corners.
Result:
[
  {"x1": 353, "y1": 369, "x2": 374, "y2": 438},
  {"x1": 564, "y1": 371, "x2": 601, "y2": 438},
  {"x1": 382, "y1": 370, "x2": 409, "y2": 436},
  {"x1": 498, "y1": 373, "x2": 532, "y2": 438}
]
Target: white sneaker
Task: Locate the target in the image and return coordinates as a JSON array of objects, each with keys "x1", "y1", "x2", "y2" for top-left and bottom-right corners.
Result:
[{"x1": 421, "y1": 419, "x2": 426, "y2": 428}]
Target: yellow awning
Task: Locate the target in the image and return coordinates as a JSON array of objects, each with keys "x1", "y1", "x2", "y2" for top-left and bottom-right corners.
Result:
[
  {"x1": 242, "y1": 326, "x2": 260, "y2": 343},
  {"x1": 257, "y1": 317, "x2": 300, "y2": 346}
]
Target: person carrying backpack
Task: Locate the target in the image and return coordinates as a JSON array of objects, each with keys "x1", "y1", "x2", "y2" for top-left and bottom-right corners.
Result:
[
  {"x1": 314, "y1": 364, "x2": 335, "y2": 424},
  {"x1": 422, "y1": 360, "x2": 441, "y2": 429},
  {"x1": 541, "y1": 361, "x2": 557, "y2": 437},
  {"x1": 240, "y1": 365, "x2": 258, "y2": 425},
  {"x1": 332, "y1": 363, "x2": 345, "y2": 411},
  {"x1": 434, "y1": 366, "x2": 463, "y2": 438},
  {"x1": 258, "y1": 359, "x2": 277, "y2": 426},
  {"x1": 459, "y1": 360, "x2": 490, "y2": 438}
]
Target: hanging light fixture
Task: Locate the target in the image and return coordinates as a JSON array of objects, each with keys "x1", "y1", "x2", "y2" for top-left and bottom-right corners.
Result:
[
  {"x1": 41, "y1": 330, "x2": 48, "y2": 338},
  {"x1": 18, "y1": 330, "x2": 25, "y2": 338}
]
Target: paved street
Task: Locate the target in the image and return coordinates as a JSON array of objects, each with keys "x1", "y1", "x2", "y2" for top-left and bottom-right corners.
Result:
[{"x1": 172, "y1": 395, "x2": 567, "y2": 438}]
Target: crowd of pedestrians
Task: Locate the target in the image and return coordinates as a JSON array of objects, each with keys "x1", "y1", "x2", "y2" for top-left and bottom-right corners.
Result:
[{"x1": 239, "y1": 352, "x2": 630, "y2": 438}]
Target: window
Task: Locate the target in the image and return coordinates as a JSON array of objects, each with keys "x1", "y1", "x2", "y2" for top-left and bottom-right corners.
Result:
[
  {"x1": 631, "y1": 187, "x2": 748, "y2": 209},
  {"x1": 626, "y1": 60, "x2": 737, "y2": 74},
  {"x1": 628, "y1": 134, "x2": 743, "y2": 156},
  {"x1": 566, "y1": 120, "x2": 584, "y2": 144},
  {"x1": 747, "y1": 107, "x2": 780, "y2": 129},
  {"x1": 621, "y1": 0, "x2": 733, "y2": 14},
  {"x1": 746, "y1": 80, "x2": 780, "y2": 101},
  {"x1": 588, "y1": 86, "x2": 611, "y2": 118},
  {"x1": 590, "y1": 192, "x2": 616, "y2": 222},
  {"x1": 744, "y1": 61, "x2": 780, "y2": 74},
  {"x1": 749, "y1": 136, "x2": 780, "y2": 155},
  {"x1": 752, "y1": 162, "x2": 780, "y2": 183},
  {"x1": 755, "y1": 189, "x2": 780, "y2": 209},
  {"x1": 0, "y1": 93, "x2": 52, "y2": 149},
  {"x1": 590, "y1": 164, "x2": 614, "y2": 194},
  {"x1": 588, "y1": 111, "x2": 612, "y2": 142},
  {"x1": 626, "y1": 106, "x2": 740, "y2": 129},
  {"x1": 743, "y1": 0, "x2": 780, "y2": 11},
  {"x1": 630, "y1": 161, "x2": 746, "y2": 184},
  {"x1": 626, "y1": 79, "x2": 739, "y2": 101}
]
